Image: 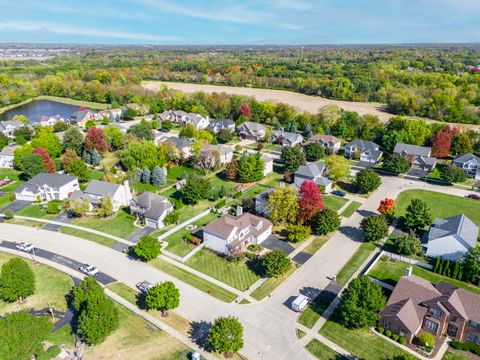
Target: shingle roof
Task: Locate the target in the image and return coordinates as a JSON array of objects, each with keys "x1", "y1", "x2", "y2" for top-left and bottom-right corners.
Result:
[
  {"x1": 238, "y1": 121, "x2": 266, "y2": 136},
  {"x1": 295, "y1": 161, "x2": 326, "y2": 178},
  {"x1": 308, "y1": 134, "x2": 340, "y2": 145},
  {"x1": 454, "y1": 153, "x2": 480, "y2": 166},
  {"x1": 84, "y1": 180, "x2": 122, "y2": 197},
  {"x1": 426, "y1": 214, "x2": 479, "y2": 250},
  {"x1": 274, "y1": 130, "x2": 303, "y2": 145},
  {"x1": 203, "y1": 213, "x2": 272, "y2": 239},
  {"x1": 16, "y1": 173, "x2": 77, "y2": 193},
  {"x1": 394, "y1": 143, "x2": 431, "y2": 157},
  {"x1": 201, "y1": 144, "x2": 233, "y2": 157},
  {"x1": 163, "y1": 137, "x2": 193, "y2": 149},
  {"x1": 345, "y1": 139, "x2": 379, "y2": 152},
  {"x1": 412, "y1": 156, "x2": 437, "y2": 166},
  {"x1": 131, "y1": 191, "x2": 173, "y2": 220},
  {"x1": 208, "y1": 119, "x2": 234, "y2": 130}
]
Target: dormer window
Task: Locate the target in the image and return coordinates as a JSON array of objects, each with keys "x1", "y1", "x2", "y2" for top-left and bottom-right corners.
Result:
[{"x1": 429, "y1": 308, "x2": 441, "y2": 318}]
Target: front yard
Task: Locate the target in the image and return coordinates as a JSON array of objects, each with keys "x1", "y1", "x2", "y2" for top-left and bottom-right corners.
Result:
[
  {"x1": 336, "y1": 242, "x2": 377, "y2": 285},
  {"x1": 323, "y1": 195, "x2": 349, "y2": 213},
  {"x1": 70, "y1": 208, "x2": 137, "y2": 239},
  {"x1": 306, "y1": 339, "x2": 345, "y2": 360},
  {"x1": 15, "y1": 202, "x2": 64, "y2": 220}
]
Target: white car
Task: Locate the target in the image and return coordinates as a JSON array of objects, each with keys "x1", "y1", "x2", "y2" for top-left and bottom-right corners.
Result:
[
  {"x1": 79, "y1": 264, "x2": 99, "y2": 276},
  {"x1": 136, "y1": 281, "x2": 154, "y2": 294},
  {"x1": 15, "y1": 242, "x2": 35, "y2": 253}
]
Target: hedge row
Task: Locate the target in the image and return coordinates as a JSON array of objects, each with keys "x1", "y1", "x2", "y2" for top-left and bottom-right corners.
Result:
[{"x1": 376, "y1": 327, "x2": 407, "y2": 345}]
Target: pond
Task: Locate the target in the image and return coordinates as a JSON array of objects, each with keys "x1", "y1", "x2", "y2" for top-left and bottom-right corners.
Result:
[{"x1": 0, "y1": 99, "x2": 83, "y2": 122}]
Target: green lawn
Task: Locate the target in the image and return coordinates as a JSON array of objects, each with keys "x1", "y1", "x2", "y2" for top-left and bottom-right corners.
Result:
[
  {"x1": 0, "y1": 192, "x2": 13, "y2": 209},
  {"x1": 0, "y1": 168, "x2": 20, "y2": 180},
  {"x1": 100, "y1": 152, "x2": 120, "y2": 168},
  {"x1": 298, "y1": 292, "x2": 335, "y2": 329},
  {"x1": 368, "y1": 257, "x2": 480, "y2": 295},
  {"x1": 323, "y1": 195, "x2": 349, "y2": 213},
  {"x1": 133, "y1": 182, "x2": 172, "y2": 193},
  {"x1": 166, "y1": 164, "x2": 200, "y2": 181},
  {"x1": 442, "y1": 351, "x2": 470, "y2": 360},
  {"x1": 340, "y1": 201, "x2": 362, "y2": 218},
  {"x1": 0, "y1": 253, "x2": 73, "y2": 313},
  {"x1": 395, "y1": 190, "x2": 480, "y2": 226},
  {"x1": 15, "y1": 202, "x2": 62, "y2": 220},
  {"x1": 87, "y1": 169, "x2": 103, "y2": 181},
  {"x1": 302, "y1": 235, "x2": 331, "y2": 255},
  {"x1": 151, "y1": 258, "x2": 237, "y2": 302},
  {"x1": 58, "y1": 226, "x2": 118, "y2": 247},
  {"x1": 186, "y1": 248, "x2": 260, "y2": 291},
  {"x1": 250, "y1": 264, "x2": 296, "y2": 300},
  {"x1": 306, "y1": 339, "x2": 346, "y2": 360},
  {"x1": 1, "y1": 180, "x2": 23, "y2": 192},
  {"x1": 70, "y1": 209, "x2": 137, "y2": 238},
  {"x1": 336, "y1": 242, "x2": 377, "y2": 285},
  {"x1": 319, "y1": 311, "x2": 409, "y2": 360}
]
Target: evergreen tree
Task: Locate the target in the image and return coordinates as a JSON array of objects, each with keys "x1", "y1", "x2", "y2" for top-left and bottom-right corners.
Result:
[
  {"x1": 403, "y1": 199, "x2": 433, "y2": 232},
  {"x1": 141, "y1": 168, "x2": 151, "y2": 184},
  {"x1": 237, "y1": 152, "x2": 264, "y2": 182},
  {"x1": 452, "y1": 262, "x2": 460, "y2": 279},
  {"x1": 444, "y1": 260, "x2": 451, "y2": 277},
  {"x1": 91, "y1": 149, "x2": 101, "y2": 166},
  {"x1": 82, "y1": 150, "x2": 92, "y2": 165},
  {"x1": 151, "y1": 166, "x2": 166, "y2": 186},
  {"x1": 433, "y1": 258, "x2": 440, "y2": 273},
  {"x1": 62, "y1": 126, "x2": 84, "y2": 155},
  {"x1": 303, "y1": 123, "x2": 313, "y2": 139},
  {"x1": 437, "y1": 260, "x2": 443, "y2": 275}
]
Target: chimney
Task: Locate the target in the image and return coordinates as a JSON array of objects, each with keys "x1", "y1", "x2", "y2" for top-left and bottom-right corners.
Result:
[
  {"x1": 236, "y1": 206, "x2": 243, "y2": 217},
  {"x1": 405, "y1": 265, "x2": 413, "y2": 277}
]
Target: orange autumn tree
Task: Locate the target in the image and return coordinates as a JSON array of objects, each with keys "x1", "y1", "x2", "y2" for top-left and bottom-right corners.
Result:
[{"x1": 378, "y1": 198, "x2": 395, "y2": 219}]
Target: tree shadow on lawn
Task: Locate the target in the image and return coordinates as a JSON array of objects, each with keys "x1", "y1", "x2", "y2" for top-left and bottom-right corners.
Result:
[{"x1": 189, "y1": 320, "x2": 213, "y2": 350}]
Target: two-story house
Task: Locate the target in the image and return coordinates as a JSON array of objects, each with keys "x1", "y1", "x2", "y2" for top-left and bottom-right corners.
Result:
[
  {"x1": 0, "y1": 145, "x2": 20, "y2": 168},
  {"x1": 69, "y1": 180, "x2": 132, "y2": 212},
  {"x1": 453, "y1": 153, "x2": 480, "y2": 180},
  {"x1": 393, "y1": 143, "x2": 437, "y2": 173},
  {"x1": 15, "y1": 173, "x2": 79, "y2": 201},
  {"x1": 306, "y1": 134, "x2": 341, "y2": 154},
  {"x1": 161, "y1": 136, "x2": 194, "y2": 160},
  {"x1": 70, "y1": 109, "x2": 101, "y2": 127},
  {"x1": 272, "y1": 130, "x2": 304, "y2": 147},
  {"x1": 130, "y1": 191, "x2": 174, "y2": 229},
  {"x1": 208, "y1": 119, "x2": 235, "y2": 134},
  {"x1": 344, "y1": 139, "x2": 383, "y2": 163},
  {"x1": 33, "y1": 115, "x2": 64, "y2": 127},
  {"x1": 237, "y1": 122, "x2": 266, "y2": 141},
  {"x1": 182, "y1": 113, "x2": 209, "y2": 130},
  {"x1": 293, "y1": 161, "x2": 332, "y2": 192},
  {"x1": 0, "y1": 120, "x2": 27, "y2": 137},
  {"x1": 203, "y1": 208, "x2": 272, "y2": 256},
  {"x1": 200, "y1": 144, "x2": 234, "y2": 165}
]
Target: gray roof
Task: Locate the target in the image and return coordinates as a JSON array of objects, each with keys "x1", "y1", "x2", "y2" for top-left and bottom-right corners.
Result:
[
  {"x1": 131, "y1": 191, "x2": 173, "y2": 220},
  {"x1": 163, "y1": 137, "x2": 193, "y2": 149},
  {"x1": 84, "y1": 180, "x2": 122, "y2": 197},
  {"x1": 0, "y1": 120, "x2": 25, "y2": 130},
  {"x1": 274, "y1": 130, "x2": 303, "y2": 145},
  {"x1": 345, "y1": 139, "x2": 379, "y2": 152},
  {"x1": 454, "y1": 153, "x2": 480, "y2": 166},
  {"x1": 426, "y1": 214, "x2": 479, "y2": 250},
  {"x1": 208, "y1": 119, "x2": 234, "y2": 130},
  {"x1": 315, "y1": 177, "x2": 332, "y2": 187},
  {"x1": 16, "y1": 173, "x2": 77, "y2": 193},
  {"x1": 238, "y1": 121, "x2": 266, "y2": 136},
  {"x1": 413, "y1": 156, "x2": 436, "y2": 166},
  {"x1": 70, "y1": 109, "x2": 95, "y2": 120},
  {"x1": 295, "y1": 161, "x2": 326, "y2": 178},
  {"x1": 394, "y1": 143, "x2": 431, "y2": 157}
]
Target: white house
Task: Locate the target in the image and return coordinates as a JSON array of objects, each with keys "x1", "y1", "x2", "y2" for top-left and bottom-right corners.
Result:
[
  {"x1": 33, "y1": 115, "x2": 64, "y2": 127},
  {"x1": 203, "y1": 209, "x2": 273, "y2": 256},
  {"x1": 201, "y1": 144, "x2": 234, "y2": 165},
  {"x1": 272, "y1": 131, "x2": 303, "y2": 147},
  {"x1": 237, "y1": 122, "x2": 266, "y2": 141},
  {"x1": 70, "y1": 109, "x2": 101, "y2": 127},
  {"x1": 99, "y1": 109, "x2": 122, "y2": 122},
  {"x1": 15, "y1": 173, "x2": 80, "y2": 202},
  {"x1": 130, "y1": 192, "x2": 174, "y2": 229},
  {"x1": 262, "y1": 155, "x2": 273, "y2": 176},
  {"x1": 161, "y1": 136, "x2": 193, "y2": 160},
  {"x1": 0, "y1": 145, "x2": 20, "y2": 168},
  {"x1": 307, "y1": 134, "x2": 341, "y2": 153},
  {"x1": 157, "y1": 110, "x2": 189, "y2": 123},
  {"x1": 344, "y1": 139, "x2": 383, "y2": 163},
  {"x1": 182, "y1": 113, "x2": 209, "y2": 130},
  {"x1": 208, "y1": 119, "x2": 235, "y2": 134},
  {"x1": 69, "y1": 180, "x2": 132, "y2": 212},
  {"x1": 453, "y1": 153, "x2": 480, "y2": 180},
  {"x1": 0, "y1": 120, "x2": 26, "y2": 137}
]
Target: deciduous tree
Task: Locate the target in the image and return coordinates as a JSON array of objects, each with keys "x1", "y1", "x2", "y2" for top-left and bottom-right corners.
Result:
[
  {"x1": 311, "y1": 208, "x2": 340, "y2": 235},
  {"x1": 392, "y1": 231, "x2": 422, "y2": 256},
  {"x1": 32, "y1": 147, "x2": 55, "y2": 173},
  {"x1": 383, "y1": 154, "x2": 410, "y2": 174},
  {"x1": 31, "y1": 126, "x2": 63, "y2": 158},
  {"x1": 84, "y1": 126, "x2": 108, "y2": 153},
  {"x1": 208, "y1": 316, "x2": 244, "y2": 356},
  {"x1": 0, "y1": 258, "x2": 35, "y2": 302},
  {"x1": 262, "y1": 249, "x2": 291, "y2": 277},
  {"x1": 304, "y1": 142, "x2": 325, "y2": 161},
  {"x1": 403, "y1": 199, "x2": 432, "y2": 231},
  {"x1": 281, "y1": 146, "x2": 306, "y2": 173},
  {"x1": 297, "y1": 180, "x2": 325, "y2": 223},
  {"x1": 20, "y1": 153, "x2": 45, "y2": 179},
  {"x1": 325, "y1": 155, "x2": 350, "y2": 182},
  {"x1": 432, "y1": 127, "x2": 456, "y2": 158},
  {"x1": 266, "y1": 187, "x2": 298, "y2": 225},
  {"x1": 133, "y1": 235, "x2": 161, "y2": 261},
  {"x1": 441, "y1": 164, "x2": 467, "y2": 183},
  {"x1": 355, "y1": 168, "x2": 381, "y2": 193},
  {"x1": 97, "y1": 196, "x2": 114, "y2": 217},
  {"x1": 145, "y1": 281, "x2": 180, "y2": 315},
  {"x1": 378, "y1": 198, "x2": 395, "y2": 219},
  {"x1": 360, "y1": 215, "x2": 389, "y2": 242}
]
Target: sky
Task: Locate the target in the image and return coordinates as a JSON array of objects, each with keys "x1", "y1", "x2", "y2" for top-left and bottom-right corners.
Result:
[{"x1": 0, "y1": 0, "x2": 479, "y2": 45}]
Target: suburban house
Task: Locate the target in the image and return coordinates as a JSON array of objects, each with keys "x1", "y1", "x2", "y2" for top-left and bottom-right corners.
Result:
[
  {"x1": 254, "y1": 188, "x2": 274, "y2": 217},
  {"x1": 453, "y1": 153, "x2": 480, "y2": 180},
  {"x1": 121, "y1": 103, "x2": 149, "y2": 116},
  {"x1": 200, "y1": 144, "x2": 233, "y2": 165},
  {"x1": 262, "y1": 155, "x2": 273, "y2": 176},
  {"x1": 344, "y1": 139, "x2": 383, "y2": 163},
  {"x1": 293, "y1": 161, "x2": 332, "y2": 192},
  {"x1": 393, "y1": 143, "x2": 437, "y2": 172},
  {"x1": 0, "y1": 120, "x2": 26, "y2": 137},
  {"x1": 272, "y1": 130, "x2": 303, "y2": 147},
  {"x1": 307, "y1": 134, "x2": 341, "y2": 153},
  {"x1": 378, "y1": 274, "x2": 480, "y2": 346},
  {"x1": 0, "y1": 145, "x2": 20, "y2": 168},
  {"x1": 130, "y1": 191, "x2": 174, "y2": 229},
  {"x1": 181, "y1": 113, "x2": 210, "y2": 130},
  {"x1": 157, "y1": 110, "x2": 189, "y2": 123},
  {"x1": 33, "y1": 115, "x2": 64, "y2": 127},
  {"x1": 99, "y1": 109, "x2": 122, "y2": 122},
  {"x1": 203, "y1": 208, "x2": 273, "y2": 256},
  {"x1": 208, "y1": 119, "x2": 235, "y2": 134},
  {"x1": 15, "y1": 173, "x2": 80, "y2": 202},
  {"x1": 70, "y1": 109, "x2": 101, "y2": 127},
  {"x1": 423, "y1": 214, "x2": 479, "y2": 261},
  {"x1": 237, "y1": 122, "x2": 266, "y2": 141},
  {"x1": 69, "y1": 180, "x2": 132, "y2": 212},
  {"x1": 161, "y1": 137, "x2": 193, "y2": 160}
]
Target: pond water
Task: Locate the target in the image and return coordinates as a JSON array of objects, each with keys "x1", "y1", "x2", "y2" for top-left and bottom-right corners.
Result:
[{"x1": 0, "y1": 99, "x2": 84, "y2": 122}]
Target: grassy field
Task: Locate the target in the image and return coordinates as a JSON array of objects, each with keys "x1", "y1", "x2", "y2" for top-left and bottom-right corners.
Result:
[
  {"x1": 319, "y1": 311, "x2": 408, "y2": 360},
  {"x1": 323, "y1": 195, "x2": 349, "y2": 213},
  {"x1": 306, "y1": 339, "x2": 345, "y2": 359},
  {"x1": 15, "y1": 202, "x2": 61, "y2": 220},
  {"x1": 186, "y1": 248, "x2": 260, "y2": 291},
  {"x1": 86, "y1": 169, "x2": 103, "y2": 181},
  {"x1": 0, "y1": 168, "x2": 20, "y2": 180},
  {"x1": 166, "y1": 164, "x2": 200, "y2": 181},
  {"x1": 395, "y1": 190, "x2": 480, "y2": 226},
  {"x1": 369, "y1": 257, "x2": 480, "y2": 295},
  {"x1": 151, "y1": 258, "x2": 237, "y2": 302},
  {"x1": 0, "y1": 253, "x2": 73, "y2": 313},
  {"x1": 442, "y1": 351, "x2": 470, "y2": 360},
  {"x1": 70, "y1": 209, "x2": 137, "y2": 239},
  {"x1": 250, "y1": 264, "x2": 296, "y2": 300},
  {"x1": 298, "y1": 294, "x2": 334, "y2": 329},
  {"x1": 58, "y1": 226, "x2": 117, "y2": 247},
  {"x1": 336, "y1": 242, "x2": 377, "y2": 285},
  {"x1": 340, "y1": 200, "x2": 362, "y2": 218},
  {"x1": 0, "y1": 192, "x2": 13, "y2": 209}
]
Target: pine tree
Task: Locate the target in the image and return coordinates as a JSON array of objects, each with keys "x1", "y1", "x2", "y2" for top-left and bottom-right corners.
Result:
[
  {"x1": 82, "y1": 150, "x2": 91, "y2": 165},
  {"x1": 452, "y1": 262, "x2": 460, "y2": 279},
  {"x1": 151, "y1": 166, "x2": 166, "y2": 186},
  {"x1": 433, "y1": 258, "x2": 440, "y2": 273},
  {"x1": 458, "y1": 267, "x2": 464, "y2": 281},
  {"x1": 91, "y1": 149, "x2": 101, "y2": 166},
  {"x1": 141, "y1": 168, "x2": 151, "y2": 184},
  {"x1": 437, "y1": 260, "x2": 443, "y2": 275}
]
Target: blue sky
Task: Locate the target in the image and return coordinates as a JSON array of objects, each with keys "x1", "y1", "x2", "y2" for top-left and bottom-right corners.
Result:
[{"x1": 0, "y1": 0, "x2": 479, "y2": 44}]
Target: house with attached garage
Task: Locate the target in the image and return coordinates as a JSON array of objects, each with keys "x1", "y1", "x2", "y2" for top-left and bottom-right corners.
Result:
[
  {"x1": 344, "y1": 139, "x2": 383, "y2": 164},
  {"x1": 208, "y1": 119, "x2": 235, "y2": 134},
  {"x1": 157, "y1": 110, "x2": 189, "y2": 123},
  {"x1": 393, "y1": 143, "x2": 437, "y2": 172},
  {"x1": 200, "y1": 144, "x2": 234, "y2": 165},
  {"x1": 0, "y1": 120, "x2": 27, "y2": 137},
  {"x1": 181, "y1": 113, "x2": 210, "y2": 130},
  {"x1": 306, "y1": 134, "x2": 341, "y2": 154},
  {"x1": 423, "y1": 214, "x2": 478, "y2": 261},
  {"x1": 121, "y1": 103, "x2": 149, "y2": 116},
  {"x1": 99, "y1": 109, "x2": 122, "y2": 122},
  {"x1": 70, "y1": 109, "x2": 101, "y2": 127},
  {"x1": 293, "y1": 161, "x2": 332, "y2": 193},
  {"x1": 237, "y1": 121, "x2": 266, "y2": 141},
  {"x1": 272, "y1": 130, "x2": 303, "y2": 147},
  {"x1": 161, "y1": 136, "x2": 193, "y2": 160},
  {"x1": 33, "y1": 115, "x2": 64, "y2": 127},
  {"x1": 453, "y1": 153, "x2": 480, "y2": 180},
  {"x1": 203, "y1": 207, "x2": 272, "y2": 256},
  {"x1": 130, "y1": 191, "x2": 174, "y2": 229},
  {"x1": 69, "y1": 180, "x2": 132, "y2": 212},
  {"x1": 0, "y1": 145, "x2": 20, "y2": 168},
  {"x1": 15, "y1": 173, "x2": 80, "y2": 201}
]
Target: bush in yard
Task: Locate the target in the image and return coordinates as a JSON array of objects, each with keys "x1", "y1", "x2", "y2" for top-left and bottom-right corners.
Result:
[
  {"x1": 385, "y1": 330, "x2": 392, "y2": 337},
  {"x1": 3, "y1": 209, "x2": 14, "y2": 220},
  {"x1": 360, "y1": 215, "x2": 388, "y2": 242},
  {"x1": 97, "y1": 196, "x2": 114, "y2": 217},
  {"x1": 247, "y1": 244, "x2": 262, "y2": 252},
  {"x1": 46, "y1": 200, "x2": 61, "y2": 214},
  {"x1": 133, "y1": 235, "x2": 161, "y2": 261},
  {"x1": 418, "y1": 332, "x2": 435, "y2": 349},
  {"x1": 69, "y1": 198, "x2": 90, "y2": 217},
  {"x1": 0, "y1": 258, "x2": 35, "y2": 302},
  {"x1": 392, "y1": 231, "x2": 422, "y2": 256},
  {"x1": 0, "y1": 310, "x2": 53, "y2": 360},
  {"x1": 392, "y1": 334, "x2": 399, "y2": 341},
  {"x1": 145, "y1": 281, "x2": 180, "y2": 316},
  {"x1": 378, "y1": 198, "x2": 395, "y2": 220},
  {"x1": 355, "y1": 169, "x2": 381, "y2": 193},
  {"x1": 441, "y1": 164, "x2": 467, "y2": 184},
  {"x1": 208, "y1": 316, "x2": 244, "y2": 356},
  {"x1": 262, "y1": 249, "x2": 291, "y2": 278},
  {"x1": 281, "y1": 146, "x2": 306, "y2": 173},
  {"x1": 403, "y1": 199, "x2": 433, "y2": 232},
  {"x1": 285, "y1": 224, "x2": 310, "y2": 243},
  {"x1": 311, "y1": 208, "x2": 340, "y2": 235},
  {"x1": 399, "y1": 337, "x2": 407, "y2": 345},
  {"x1": 164, "y1": 211, "x2": 179, "y2": 225},
  {"x1": 337, "y1": 275, "x2": 386, "y2": 329},
  {"x1": 383, "y1": 154, "x2": 410, "y2": 174},
  {"x1": 377, "y1": 327, "x2": 384, "y2": 334}
]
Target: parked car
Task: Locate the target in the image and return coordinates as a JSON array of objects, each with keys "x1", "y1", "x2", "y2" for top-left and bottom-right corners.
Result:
[
  {"x1": 15, "y1": 242, "x2": 34, "y2": 253},
  {"x1": 159, "y1": 128, "x2": 169, "y2": 133},
  {"x1": 79, "y1": 264, "x2": 99, "y2": 276},
  {"x1": 467, "y1": 194, "x2": 480, "y2": 200},
  {"x1": 136, "y1": 280, "x2": 154, "y2": 294},
  {"x1": 331, "y1": 189, "x2": 346, "y2": 197}
]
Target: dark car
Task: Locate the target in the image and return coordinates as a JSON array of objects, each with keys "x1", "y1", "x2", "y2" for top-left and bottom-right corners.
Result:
[
  {"x1": 331, "y1": 190, "x2": 346, "y2": 197},
  {"x1": 467, "y1": 194, "x2": 480, "y2": 200},
  {"x1": 159, "y1": 128, "x2": 169, "y2": 133}
]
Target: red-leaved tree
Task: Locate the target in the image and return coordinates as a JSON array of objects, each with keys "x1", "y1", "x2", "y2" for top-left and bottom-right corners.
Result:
[
  {"x1": 239, "y1": 103, "x2": 252, "y2": 119},
  {"x1": 298, "y1": 180, "x2": 325, "y2": 223},
  {"x1": 84, "y1": 126, "x2": 108, "y2": 153},
  {"x1": 432, "y1": 126, "x2": 457, "y2": 158},
  {"x1": 32, "y1": 147, "x2": 55, "y2": 173},
  {"x1": 378, "y1": 198, "x2": 395, "y2": 219}
]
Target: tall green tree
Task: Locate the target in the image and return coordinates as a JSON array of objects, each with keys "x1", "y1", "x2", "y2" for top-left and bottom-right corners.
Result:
[
  {"x1": 19, "y1": 153, "x2": 45, "y2": 179},
  {"x1": 133, "y1": 235, "x2": 161, "y2": 261},
  {"x1": 325, "y1": 155, "x2": 350, "y2": 182},
  {"x1": 360, "y1": 215, "x2": 389, "y2": 242},
  {"x1": 281, "y1": 146, "x2": 305, "y2": 173},
  {"x1": 208, "y1": 316, "x2": 244, "y2": 356},
  {"x1": 0, "y1": 258, "x2": 35, "y2": 302},
  {"x1": 262, "y1": 249, "x2": 291, "y2": 277},
  {"x1": 237, "y1": 152, "x2": 264, "y2": 182},
  {"x1": 62, "y1": 126, "x2": 84, "y2": 155},
  {"x1": 145, "y1": 281, "x2": 180, "y2": 315},
  {"x1": 383, "y1": 154, "x2": 410, "y2": 174},
  {"x1": 311, "y1": 208, "x2": 340, "y2": 235},
  {"x1": 180, "y1": 176, "x2": 211, "y2": 204},
  {"x1": 355, "y1": 169, "x2": 381, "y2": 193},
  {"x1": 403, "y1": 199, "x2": 433, "y2": 231},
  {"x1": 304, "y1": 142, "x2": 325, "y2": 161},
  {"x1": 31, "y1": 126, "x2": 63, "y2": 158}
]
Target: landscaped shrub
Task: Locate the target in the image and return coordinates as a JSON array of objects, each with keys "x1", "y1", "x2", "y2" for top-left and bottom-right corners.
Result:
[
  {"x1": 399, "y1": 337, "x2": 407, "y2": 345},
  {"x1": 450, "y1": 340, "x2": 480, "y2": 356},
  {"x1": 184, "y1": 233, "x2": 193, "y2": 242},
  {"x1": 247, "y1": 244, "x2": 262, "y2": 253},
  {"x1": 392, "y1": 334, "x2": 399, "y2": 341},
  {"x1": 46, "y1": 200, "x2": 61, "y2": 214},
  {"x1": 3, "y1": 209, "x2": 14, "y2": 220},
  {"x1": 418, "y1": 332, "x2": 435, "y2": 348},
  {"x1": 190, "y1": 236, "x2": 202, "y2": 246},
  {"x1": 377, "y1": 327, "x2": 384, "y2": 334},
  {"x1": 385, "y1": 330, "x2": 392, "y2": 338},
  {"x1": 245, "y1": 252, "x2": 257, "y2": 261}
]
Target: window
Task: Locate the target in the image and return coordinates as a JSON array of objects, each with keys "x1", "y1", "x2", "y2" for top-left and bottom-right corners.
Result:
[
  {"x1": 424, "y1": 319, "x2": 439, "y2": 333},
  {"x1": 429, "y1": 308, "x2": 441, "y2": 318},
  {"x1": 466, "y1": 332, "x2": 477, "y2": 343},
  {"x1": 450, "y1": 316, "x2": 457, "y2": 323},
  {"x1": 384, "y1": 320, "x2": 391, "y2": 330},
  {"x1": 469, "y1": 321, "x2": 480, "y2": 331}
]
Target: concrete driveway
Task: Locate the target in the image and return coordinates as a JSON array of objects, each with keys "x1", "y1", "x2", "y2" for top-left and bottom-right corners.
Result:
[
  {"x1": 261, "y1": 235, "x2": 295, "y2": 255},
  {"x1": 43, "y1": 211, "x2": 72, "y2": 231},
  {"x1": 1, "y1": 200, "x2": 32, "y2": 213}
]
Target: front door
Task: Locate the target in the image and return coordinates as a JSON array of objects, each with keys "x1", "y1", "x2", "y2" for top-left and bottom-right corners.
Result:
[{"x1": 447, "y1": 323, "x2": 458, "y2": 337}]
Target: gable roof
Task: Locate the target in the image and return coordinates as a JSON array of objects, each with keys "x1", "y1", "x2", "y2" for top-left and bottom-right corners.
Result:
[
  {"x1": 0, "y1": 120, "x2": 25, "y2": 130},
  {"x1": 131, "y1": 191, "x2": 173, "y2": 220},
  {"x1": 454, "y1": 153, "x2": 480, "y2": 166},
  {"x1": 0, "y1": 145, "x2": 20, "y2": 156},
  {"x1": 208, "y1": 119, "x2": 234, "y2": 130},
  {"x1": 295, "y1": 161, "x2": 326, "y2": 178},
  {"x1": 84, "y1": 180, "x2": 122, "y2": 197},
  {"x1": 238, "y1": 121, "x2": 266, "y2": 136},
  {"x1": 203, "y1": 212, "x2": 272, "y2": 239},
  {"x1": 274, "y1": 130, "x2": 303, "y2": 145},
  {"x1": 426, "y1": 214, "x2": 479, "y2": 250},
  {"x1": 163, "y1": 136, "x2": 193, "y2": 149},
  {"x1": 345, "y1": 139, "x2": 379, "y2": 152},
  {"x1": 394, "y1": 143, "x2": 431, "y2": 157},
  {"x1": 16, "y1": 173, "x2": 77, "y2": 193},
  {"x1": 412, "y1": 156, "x2": 437, "y2": 166},
  {"x1": 201, "y1": 144, "x2": 233, "y2": 157},
  {"x1": 308, "y1": 134, "x2": 341, "y2": 145}
]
